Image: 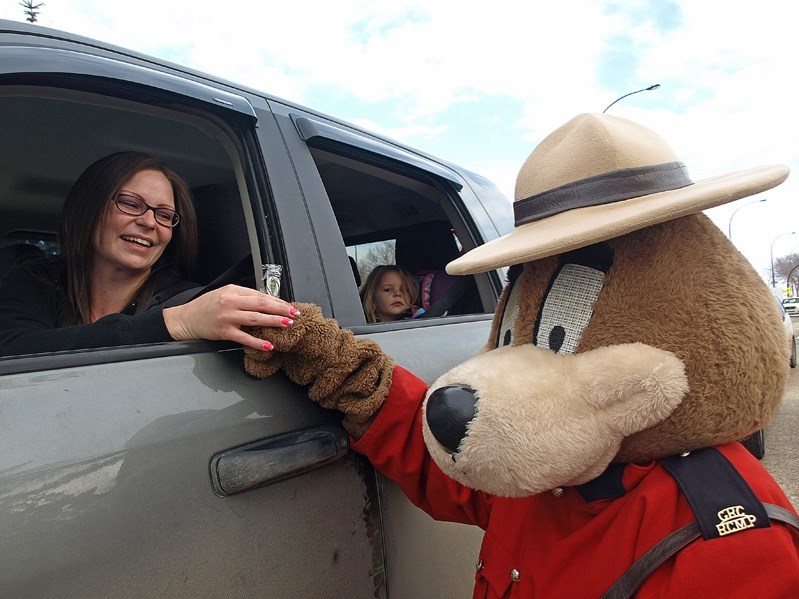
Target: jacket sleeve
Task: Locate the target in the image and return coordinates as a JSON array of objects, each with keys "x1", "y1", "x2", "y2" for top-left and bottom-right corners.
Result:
[
  {"x1": 0, "y1": 264, "x2": 172, "y2": 357},
  {"x1": 350, "y1": 365, "x2": 492, "y2": 529}
]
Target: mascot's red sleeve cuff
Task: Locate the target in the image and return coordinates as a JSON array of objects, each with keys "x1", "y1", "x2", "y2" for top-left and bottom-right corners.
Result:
[
  {"x1": 350, "y1": 366, "x2": 492, "y2": 528},
  {"x1": 350, "y1": 365, "x2": 428, "y2": 450}
]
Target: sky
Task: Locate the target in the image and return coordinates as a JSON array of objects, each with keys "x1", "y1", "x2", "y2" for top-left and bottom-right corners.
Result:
[{"x1": 3, "y1": 0, "x2": 798, "y2": 284}]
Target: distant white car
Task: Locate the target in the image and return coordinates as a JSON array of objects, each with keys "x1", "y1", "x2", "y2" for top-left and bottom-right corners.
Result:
[{"x1": 782, "y1": 296, "x2": 799, "y2": 316}]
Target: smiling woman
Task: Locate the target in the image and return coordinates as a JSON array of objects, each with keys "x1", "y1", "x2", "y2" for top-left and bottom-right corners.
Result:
[
  {"x1": 0, "y1": 152, "x2": 297, "y2": 356},
  {"x1": 58, "y1": 152, "x2": 196, "y2": 325}
]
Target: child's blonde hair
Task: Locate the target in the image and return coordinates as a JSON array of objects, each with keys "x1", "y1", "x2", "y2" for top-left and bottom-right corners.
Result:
[{"x1": 359, "y1": 265, "x2": 419, "y2": 323}]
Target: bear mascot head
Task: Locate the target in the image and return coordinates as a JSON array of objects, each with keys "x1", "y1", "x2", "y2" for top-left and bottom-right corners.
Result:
[
  {"x1": 422, "y1": 112, "x2": 789, "y2": 495},
  {"x1": 245, "y1": 113, "x2": 799, "y2": 597}
]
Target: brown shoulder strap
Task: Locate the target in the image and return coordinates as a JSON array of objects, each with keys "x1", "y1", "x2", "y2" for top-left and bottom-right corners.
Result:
[{"x1": 600, "y1": 504, "x2": 799, "y2": 599}]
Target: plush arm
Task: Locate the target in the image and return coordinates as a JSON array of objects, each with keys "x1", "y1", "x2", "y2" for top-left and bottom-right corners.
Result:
[{"x1": 243, "y1": 302, "x2": 395, "y2": 438}]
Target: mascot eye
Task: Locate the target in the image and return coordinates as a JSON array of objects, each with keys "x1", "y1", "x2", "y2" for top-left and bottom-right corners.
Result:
[
  {"x1": 496, "y1": 274, "x2": 522, "y2": 347},
  {"x1": 534, "y1": 263, "x2": 604, "y2": 355}
]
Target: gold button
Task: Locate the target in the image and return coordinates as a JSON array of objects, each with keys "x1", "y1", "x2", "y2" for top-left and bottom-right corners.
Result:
[
  {"x1": 510, "y1": 569, "x2": 521, "y2": 582},
  {"x1": 551, "y1": 487, "x2": 564, "y2": 497},
  {"x1": 475, "y1": 558, "x2": 484, "y2": 572}
]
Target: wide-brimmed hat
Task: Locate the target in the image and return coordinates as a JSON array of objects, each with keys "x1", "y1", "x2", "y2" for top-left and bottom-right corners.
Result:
[{"x1": 447, "y1": 113, "x2": 789, "y2": 275}]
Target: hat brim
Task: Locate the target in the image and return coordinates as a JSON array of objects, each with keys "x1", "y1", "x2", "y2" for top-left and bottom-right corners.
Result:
[{"x1": 448, "y1": 164, "x2": 789, "y2": 275}]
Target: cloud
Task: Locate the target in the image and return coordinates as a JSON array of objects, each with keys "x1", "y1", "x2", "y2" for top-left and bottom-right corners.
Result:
[{"x1": 2, "y1": 0, "x2": 797, "y2": 276}]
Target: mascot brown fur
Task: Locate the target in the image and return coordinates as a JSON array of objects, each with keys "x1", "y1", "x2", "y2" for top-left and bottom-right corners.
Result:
[{"x1": 245, "y1": 113, "x2": 799, "y2": 597}]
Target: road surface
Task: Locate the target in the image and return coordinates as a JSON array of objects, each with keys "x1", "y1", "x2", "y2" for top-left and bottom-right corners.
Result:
[{"x1": 761, "y1": 317, "x2": 799, "y2": 510}]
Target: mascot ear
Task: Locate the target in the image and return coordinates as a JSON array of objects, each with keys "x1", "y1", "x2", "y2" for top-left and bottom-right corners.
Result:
[{"x1": 579, "y1": 343, "x2": 689, "y2": 435}]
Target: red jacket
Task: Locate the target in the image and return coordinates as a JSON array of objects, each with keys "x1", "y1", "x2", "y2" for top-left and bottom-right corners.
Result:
[{"x1": 351, "y1": 366, "x2": 799, "y2": 598}]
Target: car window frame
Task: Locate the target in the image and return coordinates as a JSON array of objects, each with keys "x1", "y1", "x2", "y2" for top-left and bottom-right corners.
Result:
[
  {"x1": 266, "y1": 103, "x2": 505, "y2": 328},
  {"x1": 0, "y1": 71, "x2": 282, "y2": 371}
]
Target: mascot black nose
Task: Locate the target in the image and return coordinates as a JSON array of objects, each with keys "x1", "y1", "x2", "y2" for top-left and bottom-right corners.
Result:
[{"x1": 425, "y1": 385, "x2": 478, "y2": 454}]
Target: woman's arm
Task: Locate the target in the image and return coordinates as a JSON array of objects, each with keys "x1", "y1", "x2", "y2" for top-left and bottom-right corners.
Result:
[
  {"x1": 163, "y1": 284, "x2": 297, "y2": 351},
  {"x1": 0, "y1": 263, "x2": 174, "y2": 356},
  {"x1": 0, "y1": 264, "x2": 296, "y2": 357}
]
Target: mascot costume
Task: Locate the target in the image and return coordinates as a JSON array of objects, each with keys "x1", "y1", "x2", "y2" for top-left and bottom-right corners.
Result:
[{"x1": 245, "y1": 113, "x2": 799, "y2": 597}]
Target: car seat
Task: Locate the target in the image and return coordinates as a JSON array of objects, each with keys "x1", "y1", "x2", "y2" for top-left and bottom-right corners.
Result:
[
  {"x1": 394, "y1": 221, "x2": 481, "y2": 317},
  {"x1": 394, "y1": 221, "x2": 460, "y2": 274},
  {"x1": 191, "y1": 182, "x2": 252, "y2": 286},
  {"x1": 0, "y1": 243, "x2": 44, "y2": 279}
]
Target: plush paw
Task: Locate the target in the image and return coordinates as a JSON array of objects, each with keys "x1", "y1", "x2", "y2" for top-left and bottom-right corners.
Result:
[
  {"x1": 242, "y1": 301, "x2": 395, "y2": 439},
  {"x1": 243, "y1": 302, "x2": 323, "y2": 379}
]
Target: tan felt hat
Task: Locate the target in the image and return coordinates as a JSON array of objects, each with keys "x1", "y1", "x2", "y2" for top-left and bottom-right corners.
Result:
[{"x1": 447, "y1": 113, "x2": 789, "y2": 275}]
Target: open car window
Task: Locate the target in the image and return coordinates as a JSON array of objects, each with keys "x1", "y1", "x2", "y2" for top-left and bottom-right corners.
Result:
[
  {"x1": 305, "y1": 143, "x2": 497, "y2": 322},
  {"x1": 0, "y1": 84, "x2": 268, "y2": 362}
]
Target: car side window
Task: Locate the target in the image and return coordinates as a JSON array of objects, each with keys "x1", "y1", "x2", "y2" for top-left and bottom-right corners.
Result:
[
  {"x1": 305, "y1": 145, "x2": 493, "y2": 322},
  {"x1": 0, "y1": 84, "x2": 267, "y2": 362}
]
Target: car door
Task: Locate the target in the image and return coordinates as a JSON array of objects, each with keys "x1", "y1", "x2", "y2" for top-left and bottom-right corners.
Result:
[
  {"x1": 0, "y1": 33, "x2": 384, "y2": 598},
  {"x1": 262, "y1": 100, "x2": 511, "y2": 598}
]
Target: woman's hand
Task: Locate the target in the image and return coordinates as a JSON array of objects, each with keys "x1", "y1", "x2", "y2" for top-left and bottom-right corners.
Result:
[{"x1": 162, "y1": 284, "x2": 299, "y2": 350}]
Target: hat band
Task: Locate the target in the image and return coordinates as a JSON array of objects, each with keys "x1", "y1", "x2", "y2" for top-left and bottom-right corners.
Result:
[{"x1": 514, "y1": 161, "x2": 692, "y2": 226}]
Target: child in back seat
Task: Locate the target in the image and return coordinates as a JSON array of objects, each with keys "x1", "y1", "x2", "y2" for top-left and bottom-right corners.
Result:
[{"x1": 359, "y1": 265, "x2": 419, "y2": 323}]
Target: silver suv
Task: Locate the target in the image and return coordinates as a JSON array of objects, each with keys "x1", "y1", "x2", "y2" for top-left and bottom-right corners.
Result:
[{"x1": 0, "y1": 18, "x2": 513, "y2": 599}]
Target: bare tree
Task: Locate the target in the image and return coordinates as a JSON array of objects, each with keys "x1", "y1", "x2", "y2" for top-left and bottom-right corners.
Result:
[
  {"x1": 772, "y1": 252, "x2": 799, "y2": 291},
  {"x1": 20, "y1": 1, "x2": 44, "y2": 23},
  {"x1": 355, "y1": 242, "x2": 395, "y2": 285}
]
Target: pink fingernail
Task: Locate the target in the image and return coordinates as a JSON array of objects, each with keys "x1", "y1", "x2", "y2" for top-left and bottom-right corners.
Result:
[
  {"x1": 290, "y1": 308, "x2": 299, "y2": 316},
  {"x1": 263, "y1": 342, "x2": 274, "y2": 351},
  {"x1": 281, "y1": 317, "x2": 294, "y2": 326}
]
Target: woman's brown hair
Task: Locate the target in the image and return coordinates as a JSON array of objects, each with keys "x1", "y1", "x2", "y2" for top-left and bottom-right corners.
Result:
[{"x1": 58, "y1": 151, "x2": 198, "y2": 324}]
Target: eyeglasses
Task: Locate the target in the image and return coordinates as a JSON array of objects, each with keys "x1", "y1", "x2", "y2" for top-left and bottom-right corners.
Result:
[{"x1": 113, "y1": 193, "x2": 181, "y2": 228}]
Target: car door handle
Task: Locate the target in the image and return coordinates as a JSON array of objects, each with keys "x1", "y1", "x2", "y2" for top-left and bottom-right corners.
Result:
[{"x1": 210, "y1": 426, "x2": 349, "y2": 496}]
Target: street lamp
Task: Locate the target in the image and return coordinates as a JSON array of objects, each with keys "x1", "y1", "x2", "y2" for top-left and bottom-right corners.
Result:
[
  {"x1": 728, "y1": 197, "x2": 767, "y2": 240},
  {"x1": 770, "y1": 231, "x2": 797, "y2": 287},
  {"x1": 602, "y1": 84, "x2": 661, "y2": 114}
]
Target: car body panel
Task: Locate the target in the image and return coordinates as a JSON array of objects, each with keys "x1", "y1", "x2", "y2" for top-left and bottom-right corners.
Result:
[
  {"x1": 0, "y1": 350, "x2": 379, "y2": 597},
  {"x1": 0, "y1": 323, "x2": 494, "y2": 597}
]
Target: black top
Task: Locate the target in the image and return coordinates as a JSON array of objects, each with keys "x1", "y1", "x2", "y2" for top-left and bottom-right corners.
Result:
[{"x1": 0, "y1": 257, "x2": 197, "y2": 357}]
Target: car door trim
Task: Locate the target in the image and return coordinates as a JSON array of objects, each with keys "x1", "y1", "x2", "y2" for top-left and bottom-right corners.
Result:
[
  {"x1": 291, "y1": 114, "x2": 463, "y2": 190},
  {"x1": 0, "y1": 45, "x2": 256, "y2": 118}
]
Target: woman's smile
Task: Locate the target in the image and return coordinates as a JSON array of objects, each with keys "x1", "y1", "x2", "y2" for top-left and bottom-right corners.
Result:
[{"x1": 91, "y1": 168, "x2": 174, "y2": 277}]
